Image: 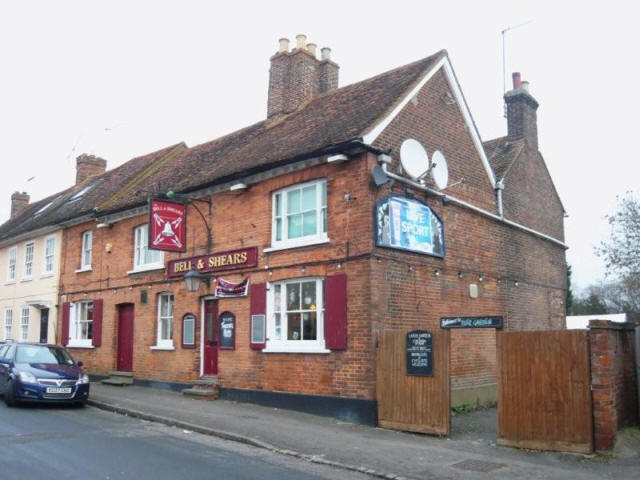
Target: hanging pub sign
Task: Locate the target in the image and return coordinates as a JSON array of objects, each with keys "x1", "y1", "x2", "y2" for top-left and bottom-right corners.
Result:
[
  {"x1": 167, "y1": 247, "x2": 258, "y2": 277},
  {"x1": 406, "y1": 330, "x2": 434, "y2": 376},
  {"x1": 219, "y1": 312, "x2": 235, "y2": 349},
  {"x1": 148, "y1": 198, "x2": 187, "y2": 252},
  {"x1": 440, "y1": 316, "x2": 503, "y2": 329},
  {"x1": 375, "y1": 195, "x2": 445, "y2": 258},
  {"x1": 215, "y1": 277, "x2": 250, "y2": 298}
]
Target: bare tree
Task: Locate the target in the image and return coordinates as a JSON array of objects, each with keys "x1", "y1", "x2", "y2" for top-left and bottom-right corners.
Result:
[{"x1": 597, "y1": 191, "x2": 640, "y2": 276}]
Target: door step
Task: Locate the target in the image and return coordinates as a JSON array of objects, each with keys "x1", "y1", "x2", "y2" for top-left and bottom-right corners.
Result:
[
  {"x1": 182, "y1": 376, "x2": 219, "y2": 400},
  {"x1": 101, "y1": 371, "x2": 134, "y2": 386}
]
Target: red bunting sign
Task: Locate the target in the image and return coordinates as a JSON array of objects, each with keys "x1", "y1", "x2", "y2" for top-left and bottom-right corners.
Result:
[
  {"x1": 215, "y1": 277, "x2": 250, "y2": 298},
  {"x1": 148, "y1": 198, "x2": 187, "y2": 252}
]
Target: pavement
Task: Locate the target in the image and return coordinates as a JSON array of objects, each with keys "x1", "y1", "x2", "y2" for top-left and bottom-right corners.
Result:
[{"x1": 89, "y1": 382, "x2": 640, "y2": 480}]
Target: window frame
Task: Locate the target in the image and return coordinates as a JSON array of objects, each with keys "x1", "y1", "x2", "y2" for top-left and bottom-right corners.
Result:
[
  {"x1": 152, "y1": 292, "x2": 174, "y2": 350},
  {"x1": 43, "y1": 236, "x2": 56, "y2": 275},
  {"x1": 23, "y1": 241, "x2": 35, "y2": 279},
  {"x1": 263, "y1": 277, "x2": 329, "y2": 354},
  {"x1": 133, "y1": 224, "x2": 164, "y2": 272},
  {"x1": 20, "y1": 306, "x2": 29, "y2": 342},
  {"x1": 4, "y1": 308, "x2": 12, "y2": 341},
  {"x1": 181, "y1": 313, "x2": 196, "y2": 349},
  {"x1": 80, "y1": 230, "x2": 93, "y2": 270},
  {"x1": 270, "y1": 179, "x2": 328, "y2": 250},
  {"x1": 68, "y1": 300, "x2": 94, "y2": 348},
  {"x1": 7, "y1": 246, "x2": 17, "y2": 282}
]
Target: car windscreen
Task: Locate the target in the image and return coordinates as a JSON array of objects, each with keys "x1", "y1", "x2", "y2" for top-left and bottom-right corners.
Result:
[{"x1": 15, "y1": 345, "x2": 75, "y2": 365}]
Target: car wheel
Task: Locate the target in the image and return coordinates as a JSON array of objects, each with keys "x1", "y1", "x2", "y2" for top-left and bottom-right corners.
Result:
[{"x1": 4, "y1": 380, "x2": 18, "y2": 407}]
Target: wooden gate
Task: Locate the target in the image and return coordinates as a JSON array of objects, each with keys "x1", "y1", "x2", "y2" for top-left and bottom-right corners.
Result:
[
  {"x1": 497, "y1": 330, "x2": 593, "y2": 453},
  {"x1": 376, "y1": 329, "x2": 450, "y2": 435}
]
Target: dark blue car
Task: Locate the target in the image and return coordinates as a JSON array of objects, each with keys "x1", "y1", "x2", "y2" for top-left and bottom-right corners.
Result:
[{"x1": 0, "y1": 343, "x2": 90, "y2": 407}]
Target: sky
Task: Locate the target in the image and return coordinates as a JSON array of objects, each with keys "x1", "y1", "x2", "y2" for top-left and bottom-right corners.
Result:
[{"x1": 1, "y1": 1, "x2": 638, "y2": 292}]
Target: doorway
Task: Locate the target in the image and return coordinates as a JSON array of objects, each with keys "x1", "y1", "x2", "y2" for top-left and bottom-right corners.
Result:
[
  {"x1": 117, "y1": 304, "x2": 134, "y2": 372},
  {"x1": 39, "y1": 308, "x2": 49, "y2": 343},
  {"x1": 203, "y1": 299, "x2": 218, "y2": 376}
]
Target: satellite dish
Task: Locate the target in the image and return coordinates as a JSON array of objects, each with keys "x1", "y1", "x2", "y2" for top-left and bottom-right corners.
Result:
[
  {"x1": 430, "y1": 150, "x2": 449, "y2": 189},
  {"x1": 371, "y1": 164, "x2": 389, "y2": 186},
  {"x1": 400, "y1": 139, "x2": 429, "y2": 180}
]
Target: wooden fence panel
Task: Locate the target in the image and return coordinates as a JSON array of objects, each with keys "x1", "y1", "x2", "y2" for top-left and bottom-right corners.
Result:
[
  {"x1": 376, "y1": 329, "x2": 450, "y2": 435},
  {"x1": 497, "y1": 330, "x2": 593, "y2": 453}
]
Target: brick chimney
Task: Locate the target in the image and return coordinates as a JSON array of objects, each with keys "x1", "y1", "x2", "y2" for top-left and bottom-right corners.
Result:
[
  {"x1": 11, "y1": 191, "x2": 30, "y2": 218},
  {"x1": 504, "y1": 72, "x2": 539, "y2": 150},
  {"x1": 76, "y1": 154, "x2": 107, "y2": 185},
  {"x1": 267, "y1": 35, "x2": 340, "y2": 118}
]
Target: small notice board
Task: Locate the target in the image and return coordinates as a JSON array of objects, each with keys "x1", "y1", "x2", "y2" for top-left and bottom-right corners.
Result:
[
  {"x1": 406, "y1": 330, "x2": 433, "y2": 376},
  {"x1": 219, "y1": 312, "x2": 235, "y2": 350}
]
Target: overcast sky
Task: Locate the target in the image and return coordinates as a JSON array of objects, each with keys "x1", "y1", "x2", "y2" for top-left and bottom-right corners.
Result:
[{"x1": 1, "y1": 1, "x2": 637, "y2": 292}]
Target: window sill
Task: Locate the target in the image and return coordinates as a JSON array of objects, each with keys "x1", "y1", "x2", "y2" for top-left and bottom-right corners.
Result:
[
  {"x1": 75, "y1": 267, "x2": 92, "y2": 273},
  {"x1": 5, "y1": 281, "x2": 16, "y2": 285},
  {"x1": 40, "y1": 273, "x2": 55, "y2": 279},
  {"x1": 150, "y1": 345, "x2": 175, "y2": 351},
  {"x1": 127, "y1": 265, "x2": 165, "y2": 275},
  {"x1": 21, "y1": 278, "x2": 33, "y2": 283},
  {"x1": 263, "y1": 343, "x2": 330, "y2": 354},
  {"x1": 264, "y1": 237, "x2": 330, "y2": 253},
  {"x1": 67, "y1": 343, "x2": 95, "y2": 349}
]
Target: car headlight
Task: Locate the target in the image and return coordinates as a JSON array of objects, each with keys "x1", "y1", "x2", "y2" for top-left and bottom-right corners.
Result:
[
  {"x1": 76, "y1": 374, "x2": 90, "y2": 385},
  {"x1": 18, "y1": 371, "x2": 37, "y2": 384}
]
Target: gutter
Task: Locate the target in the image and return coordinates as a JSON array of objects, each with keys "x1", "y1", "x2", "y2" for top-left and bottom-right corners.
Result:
[{"x1": 378, "y1": 160, "x2": 568, "y2": 249}]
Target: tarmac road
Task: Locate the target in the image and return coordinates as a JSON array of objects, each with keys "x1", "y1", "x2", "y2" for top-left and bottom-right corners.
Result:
[{"x1": 0, "y1": 402, "x2": 368, "y2": 480}]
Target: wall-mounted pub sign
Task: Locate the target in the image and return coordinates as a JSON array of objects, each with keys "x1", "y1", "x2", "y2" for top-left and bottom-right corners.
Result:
[
  {"x1": 440, "y1": 316, "x2": 503, "y2": 329},
  {"x1": 167, "y1": 247, "x2": 258, "y2": 277},
  {"x1": 148, "y1": 198, "x2": 187, "y2": 252},
  {"x1": 406, "y1": 330, "x2": 434, "y2": 376},
  {"x1": 375, "y1": 195, "x2": 445, "y2": 258}
]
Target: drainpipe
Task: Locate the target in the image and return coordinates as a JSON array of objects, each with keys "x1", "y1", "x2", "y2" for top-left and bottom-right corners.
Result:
[{"x1": 495, "y1": 179, "x2": 505, "y2": 219}]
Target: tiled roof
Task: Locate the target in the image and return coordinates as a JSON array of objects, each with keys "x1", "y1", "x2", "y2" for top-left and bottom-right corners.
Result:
[
  {"x1": 0, "y1": 143, "x2": 186, "y2": 243},
  {"x1": 0, "y1": 50, "x2": 446, "y2": 237},
  {"x1": 99, "y1": 50, "x2": 446, "y2": 212},
  {"x1": 484, "y1": 137, "x2": 525, "y2": 180}
]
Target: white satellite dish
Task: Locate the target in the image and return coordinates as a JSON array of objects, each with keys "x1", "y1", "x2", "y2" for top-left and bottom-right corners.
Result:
[
  {"x1": 400, "y1": 139, "x2": 429, "y2": 180},
  {"x1": 430, "y1": 150, "x2": 449, "y2": 189}
]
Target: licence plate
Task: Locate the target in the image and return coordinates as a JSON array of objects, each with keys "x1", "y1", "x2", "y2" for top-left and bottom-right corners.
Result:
[{"x1": 46, "y1": 387, "x2": 72, "y2": 394}]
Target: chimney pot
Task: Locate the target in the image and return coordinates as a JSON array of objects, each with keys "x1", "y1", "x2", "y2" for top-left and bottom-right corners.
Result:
[
  {"x1": 512, "y1": 72, "x2": 522, "y2": 90},
  {"x1": 321, "y1": 47, "x2": 331, "y2": 61},
  {"x1": 10, "y1": 191, "x2": 30, "y2": 218},
  {"x1": 307, "y1": 43, "x2": 317, "y2": 57},
  {"x1": 295, "y1": 34, "x2": 307, "y2": 50},
  {"x1": 278, "y1": 37, "x2": 290, "y2": 53},
  {"x1": 521, "y1": 80, "x2": 530, "y2": 92}
]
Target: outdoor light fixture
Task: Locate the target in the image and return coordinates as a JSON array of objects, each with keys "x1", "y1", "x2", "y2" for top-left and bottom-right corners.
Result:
[
  {"x1": 184, "y1": 266, "x2": 211, "y2": 292},
  {"x1": 434, "y1": 269, "x2": 440, "y2": 277},
  {"x1": 478, "y1": 272, "x2": 484, "y2": 282},
  {"x1": 514, "y1": 280, "x2": 519, "y2": 287},
  {"x1": 457, "y1": 271, "x2": 463, "y2": 279}
]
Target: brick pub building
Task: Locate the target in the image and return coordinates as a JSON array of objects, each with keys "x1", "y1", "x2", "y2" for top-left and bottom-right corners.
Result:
[{"x1": 55, "y1": 36, "x2": 566, "y2": 424}]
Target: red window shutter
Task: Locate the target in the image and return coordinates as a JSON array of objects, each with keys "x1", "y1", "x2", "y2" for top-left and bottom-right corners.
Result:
[
  {"x1": 92, "y1": 299, "x2": 103, "y2": 347},
  {"x1": 250, "y1": 283, "x2": 266, "y2": 350},
  {"x1": 61, "y1": 302, "x2": 70, "y2": 346},
  {"x1": 324, "y1": 274, "x2": 348, "y2": 350}
]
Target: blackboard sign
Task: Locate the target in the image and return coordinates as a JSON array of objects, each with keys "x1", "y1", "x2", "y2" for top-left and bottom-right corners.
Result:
[
  {"x1": 406, "y1": 330, "x2": 433, "y2": 376},
  {"x1": 219, "y1": 312, "x2": 235, "y2": 350},
  {"x1": 440, "y1": 316, "x2": 503, "y2": 329}
]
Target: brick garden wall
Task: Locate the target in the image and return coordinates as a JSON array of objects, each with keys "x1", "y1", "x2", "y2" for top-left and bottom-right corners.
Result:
[{"x1": 589, "y1": 320, "x2": 638, "y2": 450}]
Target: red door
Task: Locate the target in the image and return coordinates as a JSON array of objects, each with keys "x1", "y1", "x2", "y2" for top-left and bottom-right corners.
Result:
[
  {"x1": 203, "y1": 300, "x2": 218, "y2": 375},
  {"x1": 117, "y1": 304, "x2": 134, "y2": 372}
]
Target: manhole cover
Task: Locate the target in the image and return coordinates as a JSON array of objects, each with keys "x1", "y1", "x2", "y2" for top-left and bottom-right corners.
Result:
[{"x1": 451, "y1": 459, "x2": 506, "y2": 473}]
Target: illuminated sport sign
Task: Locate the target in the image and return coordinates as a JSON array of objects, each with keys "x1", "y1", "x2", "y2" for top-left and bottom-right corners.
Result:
[
  {"x1": 148, "y1": 198, "x2": 187, "y2": 252},
  {"x1": 375, "y1": 195, "x2": 445, "y2": 258}
]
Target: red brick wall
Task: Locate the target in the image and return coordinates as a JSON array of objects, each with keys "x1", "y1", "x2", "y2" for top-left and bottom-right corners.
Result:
[{"x1": 589, "y1": 320, "x2": 638, "y2": 450}]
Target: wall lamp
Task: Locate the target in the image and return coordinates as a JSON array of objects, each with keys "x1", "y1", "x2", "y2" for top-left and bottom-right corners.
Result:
[{"x1": 184, "y1": 267, "x2": 211, "y2": 292}]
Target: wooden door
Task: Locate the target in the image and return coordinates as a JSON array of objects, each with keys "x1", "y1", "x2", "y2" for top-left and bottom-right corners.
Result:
[
  {"x1": 203, "y1": 300, "x2": 218, "y2": 376},
  {"x1": 39, "y1": 308, "x2": 49, "y2": 343},
  {"x1": 117, "y1": 304, "x2": 134, "y2": 372},
  {"x1": 376, "y1": 329, "x2": 450, "y2": 435},
  {"x1": 497, "y1": 330, "x2": 593, "y2": 453}
]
